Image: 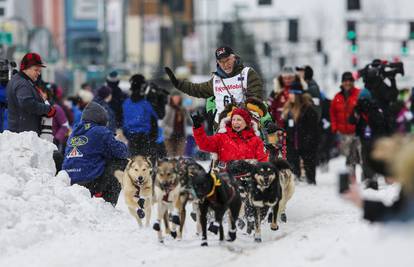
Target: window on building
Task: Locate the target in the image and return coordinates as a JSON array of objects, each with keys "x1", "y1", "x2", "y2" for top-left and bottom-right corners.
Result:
[{"x1": 0, "y1": 8, "x2": 5, "y2": 16}]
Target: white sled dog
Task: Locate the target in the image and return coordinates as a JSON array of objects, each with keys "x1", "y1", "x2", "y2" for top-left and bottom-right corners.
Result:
[{"x1": 115, "y1": 155, "x2": 153, "y2": 227}]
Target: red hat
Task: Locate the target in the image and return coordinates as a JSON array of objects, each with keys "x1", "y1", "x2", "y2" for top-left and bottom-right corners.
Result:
[
  {"x1": 231, "y1": 108, "x2": 251, "y2": 126},
  {"x1": 20, "y1": 52, "x2": 46, "y2": 71}
]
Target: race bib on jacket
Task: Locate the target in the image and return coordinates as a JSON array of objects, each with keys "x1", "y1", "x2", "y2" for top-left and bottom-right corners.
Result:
[{"x1": 213, "y1": 67, "x2": 249, "y2": 122}]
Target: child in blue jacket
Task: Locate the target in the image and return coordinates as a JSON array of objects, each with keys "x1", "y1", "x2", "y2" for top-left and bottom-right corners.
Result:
[{"x1": 63, "y1": 101, "x2": 128, "y2": 205}]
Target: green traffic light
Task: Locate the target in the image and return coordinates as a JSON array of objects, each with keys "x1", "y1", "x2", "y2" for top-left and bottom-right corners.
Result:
[
  {"x1": 401, "y1": 46, "x2": 409, "y2": 55},
  {"x1": 347, "y1": 31, "x2": 357, "y2": 40},
  {"x1": 351, "y1": 44, "x2": 358, "y2": 53}
]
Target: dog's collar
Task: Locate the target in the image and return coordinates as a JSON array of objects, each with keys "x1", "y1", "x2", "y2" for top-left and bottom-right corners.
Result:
[{"x1": 206, "y1": 172, "x2": 222, "y2": 198}]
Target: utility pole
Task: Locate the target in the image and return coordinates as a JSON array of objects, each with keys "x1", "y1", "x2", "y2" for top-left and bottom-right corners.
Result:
[
  {"x1": 139, "y1": 0, "x2": 145, "y2": 70},
  {"x1": 122, "y1": 0, "x2": 129, "y2": 63}
]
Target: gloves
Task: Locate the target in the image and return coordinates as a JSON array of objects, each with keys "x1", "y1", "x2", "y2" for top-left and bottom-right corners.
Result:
[
  {"x1": 190, "y1": 111, "x2": 205, "y2": 129},
  {"x1": 165, "y1": 67, "x2": 179, "y2": 88},
  {"x1": 46, "y1": 105, "x2": 56, "y2": 118}
]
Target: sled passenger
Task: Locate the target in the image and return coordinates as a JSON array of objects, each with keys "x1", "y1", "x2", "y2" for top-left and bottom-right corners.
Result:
[{"x1": 191, "y1": 107, "x2": 268, "y2": 167}]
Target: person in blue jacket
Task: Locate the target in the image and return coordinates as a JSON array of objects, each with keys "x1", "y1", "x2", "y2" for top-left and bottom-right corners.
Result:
[
  {"x1": 122, "y1": 74, "x2": 158, "y2": 159},
  {"x1": 63, "y1": 101, "x2": 128, "y2": 205}
]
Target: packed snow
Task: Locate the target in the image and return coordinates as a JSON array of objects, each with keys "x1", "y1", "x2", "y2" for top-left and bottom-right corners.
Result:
[{"x1": 0, "y1": 131, "x2": 413, "y2": 267}]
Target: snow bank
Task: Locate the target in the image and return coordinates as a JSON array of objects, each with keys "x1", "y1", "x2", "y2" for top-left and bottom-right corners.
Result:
[
  {"x1": 0, "y1": 131, "x2": 127, "y2": 256},
  {"x1": 0, "y1": 133, "x2": 413, "y2": 267}
]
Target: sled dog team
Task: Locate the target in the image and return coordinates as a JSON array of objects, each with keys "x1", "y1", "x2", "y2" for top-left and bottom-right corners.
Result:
[{"x1": 115, "y1": 156, "x2": 295, "y2": 246}]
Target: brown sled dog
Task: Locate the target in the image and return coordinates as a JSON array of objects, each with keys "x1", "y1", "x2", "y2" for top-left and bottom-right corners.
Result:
[
  {"x1": 114, "y1": 155, "x2": 153, "y2": 227},
  {"x1": 153, "y1": 159, "x2": 182, "y2": 243}
]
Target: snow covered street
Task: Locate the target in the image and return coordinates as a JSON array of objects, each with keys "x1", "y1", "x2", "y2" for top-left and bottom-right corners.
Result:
[{"x1": 1, "y1": 131, "x2": 413, "y2": 267}]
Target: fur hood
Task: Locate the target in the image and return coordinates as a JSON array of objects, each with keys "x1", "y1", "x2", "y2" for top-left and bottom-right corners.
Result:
[
  {"x1": 273, "y1": 75, "x2": 308, "y2": 94},
  {"x1": 217, "y1": 116, "x2": 261, "y2": 137}
]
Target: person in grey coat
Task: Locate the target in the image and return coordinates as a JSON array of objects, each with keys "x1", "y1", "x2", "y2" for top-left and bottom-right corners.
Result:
[
  {"x1": 7, "y1": 52, "x2": 55, "y2": 135},
  {"x1": 296, "y1": 65, "x2": 322, "y2": 120}
]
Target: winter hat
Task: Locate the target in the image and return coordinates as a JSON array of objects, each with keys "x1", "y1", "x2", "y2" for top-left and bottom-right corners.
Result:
[
  {"x1": 81, "y1": 101, "x2": 109, "y2": 126},
  {"x1": 289, "y1": 81, "x2": 304, "y2": 94},
  {"x1": 171, "y1": 89, "x2": 181, "y2": 96},
  {"x1": 97, "y1": 85, "x2": 112, "y2": 99},
  {"x1": 106, "y1": 70, "x2": 119, "y2": 82},
  {"x1": 231, "y1": 108, "x2": 252, "y2": 126},
  {"x1": 281, "y1": 66, "x2": 295, "y2": 76},
  {"x1": 20, "y1": 52, "x2": 46, "y2": 71},
  {"x1": 78, "y1": 89, "x2": 94, "y2": 104},
  {"x1": 341, "y1": 71, "x2": 355, "y2": 82},
  {"x1": 215, "y1": 46, "x2": 234, "y2": 60}
]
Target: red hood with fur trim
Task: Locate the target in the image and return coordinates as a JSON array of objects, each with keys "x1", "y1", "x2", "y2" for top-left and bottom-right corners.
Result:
[{"x1": 193, "y1": 125, "x2": 268, "y2": 163}]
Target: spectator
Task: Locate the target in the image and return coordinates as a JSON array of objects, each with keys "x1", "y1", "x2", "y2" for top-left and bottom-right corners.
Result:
[
  {"x1": 161, "y1": 90, "x2": 187, "y2": 157},
  {"x1": 106, "y1": 70, "x2": 127, "y2": 129},
  {"x1": 7, "y1": 52, "x2": 56, "y2": 135},
  {"x1": 62, "y1": 102, "x2": 128, "y2": 206},
  {"x1": 40, "y1": 82, "x2": 70, "y2": 152},
  {"x1": 192, "y1": 107, "x2": 268, "y2": 165},
  {"x1": 330, "y1": 72, "x2": 361, "y2": 181},
  {"x1": 269, "y1": 66, "x2": 307, "y2": 127},
  {"x1": 122, "y1": 74, "x2": 158, "y2": 159},
  {"x1": 282, "y1": 81, "x2": 319, "y2": 184},
  {"x1": 296, "y1": 65, "x2": 322, "y2": 120},
  {"x1": 343, "y1": 135, "x2": 414, "y2": 223},
  {"x1": 67, "y1": 95, "x2": 82, "y2": 128},
  {"x1": 94, "y1": 85, "x2": 116, "y2": 134}
]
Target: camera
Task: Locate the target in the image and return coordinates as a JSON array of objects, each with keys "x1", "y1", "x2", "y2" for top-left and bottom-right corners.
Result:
[
  {"x1": 358, "y1": 59, "x2": 404, "y2": 85},
  {"x1": 0, "y1": 59, "x2": 17, "y2": 86},
  {"x1": 144, "y1": 82, "x2": 169, "y2": 119}
]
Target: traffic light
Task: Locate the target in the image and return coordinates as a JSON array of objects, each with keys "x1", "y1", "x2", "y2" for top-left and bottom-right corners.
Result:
[
  {"x1": 288, "y1": 19, "x2": 299, "y2": 43},
  {"x1": 346, "y1": 20, "x2": 357, "y2": 40},
  {"x1": 350, "y1": 39, "x2": 358, "y2": 53},
  {"x1": 409, "y1": 22, "x2": 414, "y2": 40},
  {"x1": 351, "y1": 55, "x2": 358, "y2": 67},
  {"x1": 401, "y1": 40, "x2": 409, "y2": 56},
  {"x1": 316, "y1": 39, "x2": 323, "y2": 53}
]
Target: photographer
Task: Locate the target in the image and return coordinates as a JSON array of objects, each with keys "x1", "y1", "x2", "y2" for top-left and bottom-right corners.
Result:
[{"x1": 349, "y1": 59, "x2": 403, "y2": 189}]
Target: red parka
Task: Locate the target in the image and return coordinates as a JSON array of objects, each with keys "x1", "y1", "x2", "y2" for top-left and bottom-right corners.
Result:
[
  {"x1": 193, "y1": 125, "x2": 268, "y2": 163},
  {"x1": 330, "y1": 87, "x2": 360, "y2": 134}
]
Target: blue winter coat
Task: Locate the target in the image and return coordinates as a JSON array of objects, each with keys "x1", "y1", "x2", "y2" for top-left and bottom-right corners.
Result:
[
  {"x1": 62, "y1": 121, "x2": 128, "y2": 184},
  {"x1": 122, "y1": 98, "x2": 158, "y2": 138},
  {"x1": 0, "y1": 84, "x2": 7, "y2": 132}
]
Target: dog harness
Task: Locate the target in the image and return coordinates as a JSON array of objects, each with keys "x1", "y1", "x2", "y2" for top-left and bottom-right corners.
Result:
[
  {"x1": 206, "y1": 172, "x2": 236, "y2": 204},
  {"x1": 206, "y1": 172, "x2": 222, "y2": 198}
]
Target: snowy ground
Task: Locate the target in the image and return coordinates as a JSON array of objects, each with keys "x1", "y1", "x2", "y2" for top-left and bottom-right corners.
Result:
[{"x1": 1, "y1": 131, "x2": 413, "y2": 267}]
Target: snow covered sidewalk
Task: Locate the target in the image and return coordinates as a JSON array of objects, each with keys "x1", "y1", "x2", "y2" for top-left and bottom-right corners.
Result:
[{"x1": 0, "y1": 131, "x2": 413, "y2": 267}]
